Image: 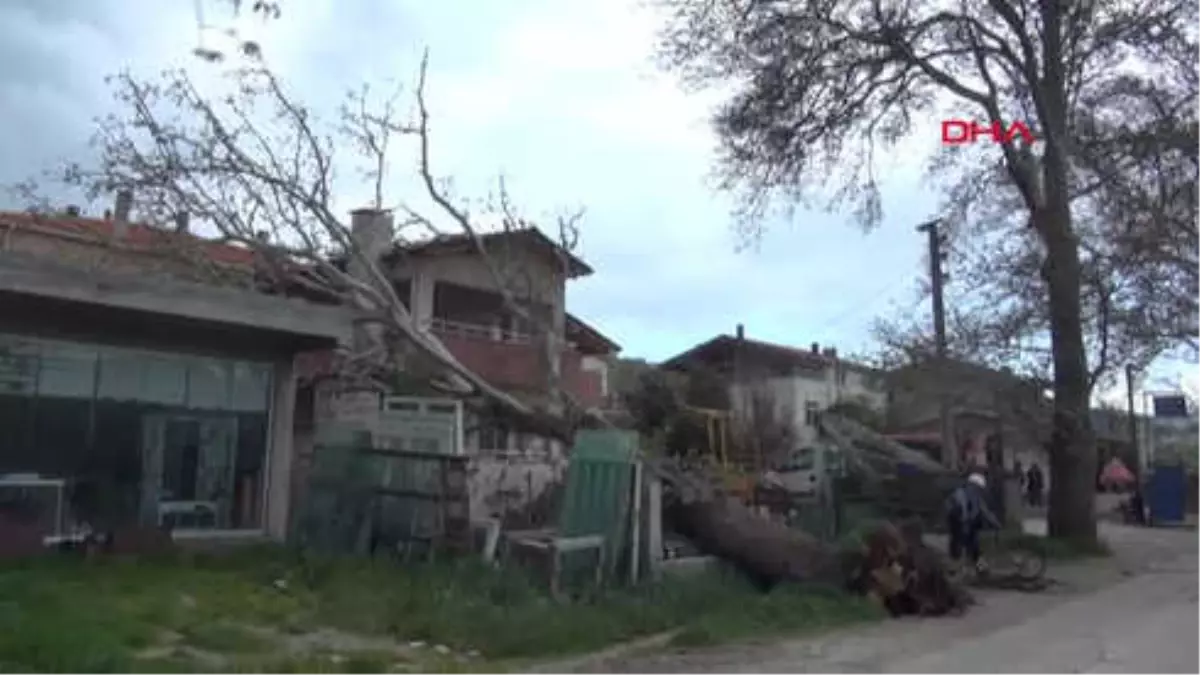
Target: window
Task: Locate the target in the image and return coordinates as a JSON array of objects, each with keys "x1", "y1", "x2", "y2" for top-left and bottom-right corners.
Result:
[
  {"x1": 97, "y1": 352, "x2": 142, "y2": 402},
  {"x1": 139, "y1": 355, "x2": 187, "y2": 406},
  {"x1": 0, "y1": 338, "x2": 38, "y2": 395},
  {"x1": 0, "y1": 333, "x2": 273, "y2": 534},
  {"x1": 187, "y1": 359, "x2": 231, "y2": 410},
  {"x1": 230, "y1": 363, "x2": 271, "y2": 412},
  {"x1": 804, "y1": 401, "x2": 820, "y2": 427},
  {"x1": 477, "y1": 422, "x2": 509, "y2": 452},
  {"x1": 37, "y1": 342, "x2": 96, "y2": 399}
]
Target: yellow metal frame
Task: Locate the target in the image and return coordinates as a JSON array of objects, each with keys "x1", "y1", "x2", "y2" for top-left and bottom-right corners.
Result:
[{"x1": 684, "y1": 405, "x2": 755, "y2": 500}]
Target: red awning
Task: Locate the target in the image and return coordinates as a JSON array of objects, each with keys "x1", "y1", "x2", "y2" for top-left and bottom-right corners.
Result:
[{"x1": 1101, "y1": 457, "x2": 1136, "y2": 485}]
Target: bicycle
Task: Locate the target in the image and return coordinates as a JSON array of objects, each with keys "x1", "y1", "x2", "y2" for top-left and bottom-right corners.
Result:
[{"x1": 976, "y1": 530, "x2": 1048, "y2": 586}]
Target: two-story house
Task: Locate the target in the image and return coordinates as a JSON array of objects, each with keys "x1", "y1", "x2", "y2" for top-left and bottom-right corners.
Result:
[
  {"x1": 0, "y1": 200, "x2": 620, "y2": 548},
  {"x1": 660, "y1": 326, "x2": 886, "y2": 448},
  {"x1": 365, "y1": 216, "x2": 620, "y2": 455}
]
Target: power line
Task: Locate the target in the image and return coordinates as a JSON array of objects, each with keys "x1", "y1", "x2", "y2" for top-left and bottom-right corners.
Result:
[{"x1": 820, "y1": 276, "x2": 921, "y2": 331}]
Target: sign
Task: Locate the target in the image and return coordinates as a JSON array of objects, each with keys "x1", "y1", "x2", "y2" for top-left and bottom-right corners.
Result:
[
  {"x1": 941, "y1": 120, "x2": 1036, "y2": 146},
  {"x1": 1152, "y1": 395, "x2": 1190, "y2": 418}
]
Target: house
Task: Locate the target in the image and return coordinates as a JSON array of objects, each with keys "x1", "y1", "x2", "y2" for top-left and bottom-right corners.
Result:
[
  {"x1": 0, "y1": 201, "x2": 621, "y2": 545},
  {"x1": 383, "y1": 224, "x2": 620, "y2": 453},
  {"x1": 660, "y1": 326, "x2": 886, "y2": 448},
  {"x1": 0, "y1": 200, "x2": 355, "y2": 544},
  {"x1": 884, "y1": 358, "x2": 1051, "y2": 471}
]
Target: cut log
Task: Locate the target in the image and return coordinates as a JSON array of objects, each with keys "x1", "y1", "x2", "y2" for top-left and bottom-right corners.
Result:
[
  {"x1": 649, "y1": 457, "x2": 973, "y2": 617},
  {"x1": 665, "y1": 497, "x2": 842, "y2": 589}
]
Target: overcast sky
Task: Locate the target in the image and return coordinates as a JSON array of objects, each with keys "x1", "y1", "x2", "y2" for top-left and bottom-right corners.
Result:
[{"x1": 0, "y1": 0, "x2": 1192, "y2": 402}]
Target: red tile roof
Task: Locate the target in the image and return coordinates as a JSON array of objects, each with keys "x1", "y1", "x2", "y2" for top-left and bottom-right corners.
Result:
[
  {"x1": 392, "y1": 228, "x2": 593, "y2": 278},
  {"x1": 0, "y1": 211, "x2": 256, "y2": 267},
  {"x1": 565, "y1": 313, "x2": 621, "y2": 355},
  {"x1": 661, "y1": 334, "x2": 831, "y2": 372}
]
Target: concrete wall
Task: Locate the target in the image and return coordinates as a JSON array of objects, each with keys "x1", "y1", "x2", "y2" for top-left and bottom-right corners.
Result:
[
  {"x1": 265, "y1": 357, "x2": 298, "y2": 539},
  {"x1": 0, "y1": 251, "x2": 354, "y2": 345},
  {"x1": 468, "y1": 453, "x2": 567, "y2": 522}
]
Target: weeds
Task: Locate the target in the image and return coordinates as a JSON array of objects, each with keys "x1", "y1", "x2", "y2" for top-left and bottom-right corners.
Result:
[{"x1": 0, "y1": 547, "x2": 880, "y2": 672}]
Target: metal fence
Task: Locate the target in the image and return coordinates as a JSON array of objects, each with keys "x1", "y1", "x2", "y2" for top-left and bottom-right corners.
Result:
[{"x1": 292, "y1": 430, "x2": 471, "y2": 557}]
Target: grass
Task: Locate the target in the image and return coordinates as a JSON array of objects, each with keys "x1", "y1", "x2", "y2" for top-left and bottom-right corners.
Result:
[{"x1": 0, "y1": 547, "x2": 882, "y2": 672}]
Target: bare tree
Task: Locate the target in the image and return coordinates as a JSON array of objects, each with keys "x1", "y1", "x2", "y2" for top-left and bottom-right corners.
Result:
[
  {"x1": 653, "y1": 0, "x2": 1196, "y2": 541},
  {"x1": 42, "y1": 50, "x2": 592, "y2": 440}
]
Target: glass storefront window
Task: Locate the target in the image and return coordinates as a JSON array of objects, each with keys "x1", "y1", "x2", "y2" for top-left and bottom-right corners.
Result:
[
  {"x1": 0, "y1": 339, "x2": 38, "y2": 395},
  {"x1": 35, "y1": 343, "x2": 96, "y2": 399},
  {"x1": 140, "y1": 356, "x2": 187, "y2": 406},
  {"x1": 231, "y1": 362, "x2": 271, "y2": 412},
  {"x1": 98, "y1": 351, "x2": 142, "y2": 402},
  {"x1": 188, "y1": 359, "x2": 232, "y2": 410},
  {"x1": 0, "y1": 333, "x2": 273, "y2": 535}
]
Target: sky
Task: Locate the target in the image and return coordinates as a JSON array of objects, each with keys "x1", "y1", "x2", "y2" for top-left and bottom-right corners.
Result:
[{"x1": 0, "y1": 0, "x2": 1193, "y2": 406}]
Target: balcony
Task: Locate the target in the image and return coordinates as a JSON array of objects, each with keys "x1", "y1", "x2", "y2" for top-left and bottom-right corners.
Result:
[{"x1": 429, "y1": 318, "x2": 605, "y2": 408}]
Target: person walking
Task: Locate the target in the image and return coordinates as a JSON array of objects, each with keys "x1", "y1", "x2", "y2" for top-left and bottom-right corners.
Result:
[
  {"x1": 945, "y1": 472, "x2": 1001, "y2": 571},
  {"x1": 1026, "y1": 462, "x2": 1045, "y2": 508}
]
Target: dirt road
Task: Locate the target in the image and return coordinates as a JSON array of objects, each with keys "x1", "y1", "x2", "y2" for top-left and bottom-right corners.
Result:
[{"x1": 570, "y1": 521, "x2": 1198, "y2": 673}]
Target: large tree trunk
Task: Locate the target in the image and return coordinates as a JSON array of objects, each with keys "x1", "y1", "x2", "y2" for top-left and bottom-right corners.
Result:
[
  {"x1": 1037, "y1": 1, "x2": 1099, "y2": 544},
  {"x1": 1039, "y1": 216, "x2": 1098, "y2": 543},
  {"x1": 665, "y1": 497, "x2": 843, "y2": 588}
]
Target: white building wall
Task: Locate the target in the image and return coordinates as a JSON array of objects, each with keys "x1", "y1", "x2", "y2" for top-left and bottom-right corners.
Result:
[{"x1": 728, "y1": 363, "x2": 887, "y2": 448}]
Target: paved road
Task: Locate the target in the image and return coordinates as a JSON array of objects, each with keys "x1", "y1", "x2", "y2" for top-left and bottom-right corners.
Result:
[{"x1": 570, "y1": 521, "x2": 1198, "y2": 673}]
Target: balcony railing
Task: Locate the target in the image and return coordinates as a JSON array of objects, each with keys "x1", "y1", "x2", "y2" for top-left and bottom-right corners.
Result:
[
  {"x1": 424, "y1": 317, "x2": 534, "y2": 345},
  {"x1": 428, "y1": 318, "x2": 605, "y2": 407}
]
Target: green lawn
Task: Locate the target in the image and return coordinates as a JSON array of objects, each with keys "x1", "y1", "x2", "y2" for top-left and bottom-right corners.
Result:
[{"x1": 0, "y1": 547, "x2": 882, "y2": 672}]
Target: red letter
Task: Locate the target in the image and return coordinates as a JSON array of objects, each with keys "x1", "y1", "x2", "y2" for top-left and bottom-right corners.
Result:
[
  {"x1": 971, "y1": 121, "x2": 1003, "y2": 143},
  {"x1": 941, "y1": 120, "x2": 972, "y2": 145},
  {"x1": 1004, "y1": 121, "x2": 1036, "y2": 145}
]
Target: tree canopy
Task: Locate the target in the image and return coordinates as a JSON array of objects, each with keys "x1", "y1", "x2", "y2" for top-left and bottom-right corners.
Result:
[{"x1": 653, "y1": 0, "x2": 1196, "y2": 541}]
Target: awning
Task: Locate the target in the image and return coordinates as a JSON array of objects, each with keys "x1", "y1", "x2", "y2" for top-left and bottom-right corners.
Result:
[{"x1": 1101, "y1": 457, "x2": 1136, "y2": 485}]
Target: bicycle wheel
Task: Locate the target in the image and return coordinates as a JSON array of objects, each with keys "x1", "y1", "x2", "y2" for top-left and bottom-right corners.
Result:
[{"x1": 1008, "y1": 547, "x2": 1047, "y2": 580}]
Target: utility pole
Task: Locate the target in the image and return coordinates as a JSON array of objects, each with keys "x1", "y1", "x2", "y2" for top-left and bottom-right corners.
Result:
[
  {"x1": 918, "y1": 218, "x2": 955, "y2": 470},
  {"x1": 1126, "y1": 364, "x2": 1141, "y2": 480}
]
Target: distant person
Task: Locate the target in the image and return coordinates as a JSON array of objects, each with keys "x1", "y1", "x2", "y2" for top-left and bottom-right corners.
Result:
[
  {"x1": 1026, "y1": 463, "x2": 1045, "y2": 507},
  {"x1": 944, "y1": 472, "x2": 1001, "y2": 571}
]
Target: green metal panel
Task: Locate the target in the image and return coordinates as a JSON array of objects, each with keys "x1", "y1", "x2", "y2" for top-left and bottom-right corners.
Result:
[{"x1": 557, "y1": 430, "x2": 638, "y2": 584}]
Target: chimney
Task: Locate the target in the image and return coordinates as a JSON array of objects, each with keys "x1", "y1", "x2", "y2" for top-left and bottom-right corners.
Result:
[
  {"x1": 829, "y1": 348, "x2": 838, "y2": 360},
  {"x1": 811, "y1": 342, "x2": 819, "y2": 354},
  {"x1": 114, "y1": 190, "x2": 133, "y2": 222},
  {"x1": 174, "y1": 211, "x2": 190, "y2": 233},
  {"x1": 65, "y1": 205, "x2": 81, "y2": 217},
  {"x1": 348, "y1": 208, "x2": 395, "y2": 354},
  {"x1": 349, "y1": 208, "x2": 394, "y2": 271},
  {"x1": 735, "y1": 324, "x2": 745, "y2": 340},
  {"x1": 113, "y1": 189, "x2": 133, "y2": 240}
]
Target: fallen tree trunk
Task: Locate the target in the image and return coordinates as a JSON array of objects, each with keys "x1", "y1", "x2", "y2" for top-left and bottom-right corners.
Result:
[
  {"x1": 651, "y1": 458, "x2": 973, "y2": 617},
  {"x1": 665, "y1": 497, "x2": 843, "y2": 589}
]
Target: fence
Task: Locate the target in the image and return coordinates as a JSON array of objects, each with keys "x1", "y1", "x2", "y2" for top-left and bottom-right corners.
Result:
[{"x1": 292, "y1": 429, "x2": 471, "y2": 557}]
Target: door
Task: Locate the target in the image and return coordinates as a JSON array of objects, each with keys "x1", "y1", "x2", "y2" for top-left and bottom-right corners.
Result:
[{"x1": 140, "y1": 413, "x2": 238, "y2": 529}]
